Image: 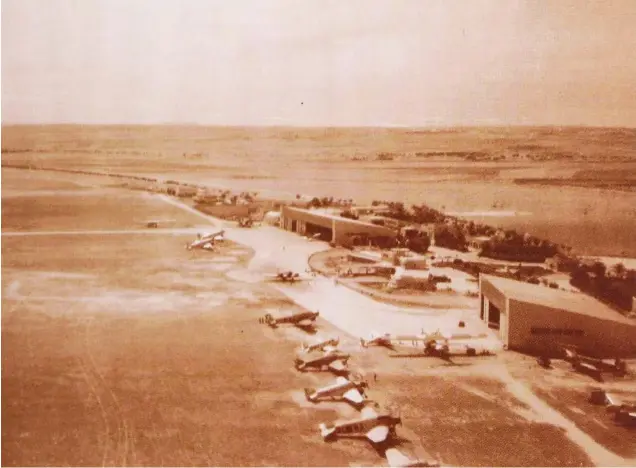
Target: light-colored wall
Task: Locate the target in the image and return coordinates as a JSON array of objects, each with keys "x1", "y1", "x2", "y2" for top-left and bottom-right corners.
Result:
[
  {"x1": 479, "y1": 276, "x2": 507, "y2": 311},
  {"x1": 508, "y1": 299, "x2": 636, "y2": 357},
  {"x1": 280, "y1": 206, "x2": 396, "y2": 244}
]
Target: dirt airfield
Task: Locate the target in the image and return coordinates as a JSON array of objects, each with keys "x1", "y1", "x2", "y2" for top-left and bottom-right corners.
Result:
[{"x1": 2, "y1": 168, "x2": 634, "y2": 466}]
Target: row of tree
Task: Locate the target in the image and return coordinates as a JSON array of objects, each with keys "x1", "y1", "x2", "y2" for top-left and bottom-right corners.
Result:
[
  {"x1": 570, "y1": 261, "x2": 636, "y2": 311},
  {"x1": 370, "y1": 199, "x2": 568, "y2": 260}
]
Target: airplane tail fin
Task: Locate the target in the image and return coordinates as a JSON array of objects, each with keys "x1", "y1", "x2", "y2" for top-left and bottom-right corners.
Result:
[
  {"x1": 319, "y1": 423, "x2": 335, "y2": 441},
  {"x1": 259, "y1": 314, "x2": 275, "y2": 326},
  {"x1": 360, "y1": 337, "x2": 368, "y2": 348},
  {"x1": 304, "y1": 388, "x2": 315, "y2": 401}
]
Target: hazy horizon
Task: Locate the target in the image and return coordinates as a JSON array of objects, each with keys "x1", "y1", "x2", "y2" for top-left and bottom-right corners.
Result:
[
  {"x1": 3, "y1": 123, "x2": 636, "y2": 130},
  {"x1": 3, "y1": 0, "x2": 636, "y2": 127}
]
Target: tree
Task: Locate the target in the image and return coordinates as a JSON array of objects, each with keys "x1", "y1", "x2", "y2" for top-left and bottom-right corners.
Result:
[
  {"x1": 591, "y1": 261, "x2": 607, "y2": 279},
  {"x1": 407, "y1": 233, "x2": 431, "y2": 254},
  {"x1": 340, "y1": 210, "x2": 359, "y2": 220},
  {"x1": 610, "y1": 262, "x2": 626, "y2": 279}
]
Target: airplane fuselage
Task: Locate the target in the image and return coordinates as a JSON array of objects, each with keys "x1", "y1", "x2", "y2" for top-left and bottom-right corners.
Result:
[
  {"x1": 303, "y1": 338, "x2": 339, "y2": 353},
  {"x1": 295, "y1": 352, "x2": 350, "y2": 370},
  {"x1": 323, "y1": 414, "x2": 400, "y2": 439},
  {"x1": 260, "y1": 311, "x2": 319, "y2": 328},
  {"x1": 276, "y1": 312, "x2": 318, "y2": 324},
  {"x1": 308, "y1": 380, "x2": 362, "y2": 400}
]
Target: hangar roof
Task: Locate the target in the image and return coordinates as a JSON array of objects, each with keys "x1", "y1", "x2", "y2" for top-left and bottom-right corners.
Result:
[
  {"x1": 283, "y1": 206, "x2": 396, "y2": 235},
  {"x1": 481, "y1": 274, "x2": 636, "y2": 325}
]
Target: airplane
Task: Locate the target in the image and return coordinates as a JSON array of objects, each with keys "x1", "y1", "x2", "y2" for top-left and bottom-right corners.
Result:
[
  {"x1": 360, "y1": 331, "x2": 442, "y2": 350},
  {"x1": 614, "y1": 407, "x2": 636, "y2": 427},
  {"x1": 294, "y1": 349, "x2": 350, "y2": 374},
  {"x1": 237, "y1": 217, "x2": 257, "y2": 228},
  {"x1": 301, "y1": 336, "x2": 340, "y2": 353},
  {"x1": 259, "y1": 311, "x2": 319, "y2": 330},
  {"x1": 265, "y1": 270, "x2": 314, "y2": 284},
  {"x1": 319, "y1": 405, "x2": 401, "y2": 443},
  {"x1": 186, "y1": 229, "x2": 225, "y2": 250},
  {"x1": 304, "y1": 376, "x2": 369, "y2": 407},
  {"x1": 589, "y1": 389, "x2": 636, "y2": 427},
  {"x1": 385, "y1": 448, "x2": 440, "y2": 468},
  {"x1": 362, "y1": 329, "x2": 492, "y2": 359},
  {"x1": 563, "y1": 347, "x2": 628, "y2": 378}
]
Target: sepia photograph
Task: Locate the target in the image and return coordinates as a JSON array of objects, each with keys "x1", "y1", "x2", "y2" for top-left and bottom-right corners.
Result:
[{"x1": 2, "y1": 1, "x2": 636, "y2": 466}]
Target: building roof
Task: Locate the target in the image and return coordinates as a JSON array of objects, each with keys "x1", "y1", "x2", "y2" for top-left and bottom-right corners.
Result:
[
  {"x1": 283, "y1": 206, "x2": 396, "y2": 233},
  {"x1": 481, "y1": 274, "x2": 636, "y2": 325}
]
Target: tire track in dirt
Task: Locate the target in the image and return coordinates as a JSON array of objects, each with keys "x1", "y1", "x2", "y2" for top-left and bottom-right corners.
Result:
[
  {"x1": 82, "y1": 317, "x2": 136, "y2": 466},
  {"x1": 496, "y1": 366, "x2": 629, "y2": 467}
]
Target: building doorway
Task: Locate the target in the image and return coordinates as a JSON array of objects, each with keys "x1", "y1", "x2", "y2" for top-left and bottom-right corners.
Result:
[{"x1": 488, "y1": 303, "x2": 501, "y2": 330}]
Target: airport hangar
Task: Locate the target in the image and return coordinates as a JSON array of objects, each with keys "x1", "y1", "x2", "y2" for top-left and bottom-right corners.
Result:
[
  {"x1": 479, "y1": 274, "x2": 636, "y2": 357},
  {"x1": 280, "y1": 206, "x2": 397, "y2": 246}
]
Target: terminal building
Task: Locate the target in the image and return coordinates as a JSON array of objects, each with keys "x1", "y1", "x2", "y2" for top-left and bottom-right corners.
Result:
[
  {"x1": 479, "y1": 274, "x2": 636, "y2": 357},
  {"x1": 280, "y1": 206, "x2": 397, "y2": 247}
]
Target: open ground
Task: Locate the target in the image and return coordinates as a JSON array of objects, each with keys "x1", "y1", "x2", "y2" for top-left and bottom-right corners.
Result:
[{"x1": 2, "y1": 168, "x2": 635, "y2": 466}]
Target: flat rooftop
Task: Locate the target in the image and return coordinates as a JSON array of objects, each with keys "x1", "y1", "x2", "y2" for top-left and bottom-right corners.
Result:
[
  {"x1": 481, "y1": 274, "x2": 636, "y2": 325},
  {"x1": 283, "y1": 206, "x2": 396, "y2": 232}
]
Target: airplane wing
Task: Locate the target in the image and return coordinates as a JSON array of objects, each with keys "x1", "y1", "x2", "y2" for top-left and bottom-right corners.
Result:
[
  {"x1": 336, "y1": 376, "x2": 349, "y2": 385},
  {"x1": 366, "y1": 425, "x2": 390, "y2": 443},
  {"x1": 385, "y1": 448, "x2": 414, "y2": 467},
  {"x1": 361, "y1": 406, "x2": 378, "y2": 419},
  {"x1": 328, "y1": 360, "x2": 347, "y2": 372},
  {"x1": 343, "y1": 388, "x2": 364, "y2": 405},
  {"x1": 297, "y1": 319, "x2": 314, "y2": 328}
]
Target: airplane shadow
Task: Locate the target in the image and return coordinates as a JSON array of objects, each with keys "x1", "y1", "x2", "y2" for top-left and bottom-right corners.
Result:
[
  {"x1": 296, "y1": 367, "x2": 350, "y2": 377},
  {"x1": 388, "y1": 353, "x2": 474, "y2": 367},
  {"x1": 296, "y1": 326, "x2": 318, "y2": 335}
]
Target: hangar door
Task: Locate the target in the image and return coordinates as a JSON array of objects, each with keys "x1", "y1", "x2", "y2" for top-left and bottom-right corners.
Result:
[
  {"x1": 484, "y1": 299, "x2": 508, "y2": 345},
  {"x1": 305, "y1": 222, "x2": 333, "y2": 242}
]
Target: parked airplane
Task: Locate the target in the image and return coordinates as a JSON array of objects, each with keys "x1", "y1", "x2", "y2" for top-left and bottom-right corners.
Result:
[
  {"x1": 265, "y1": 270, "x2": 314, "y2": 283},
  {"x1": 385, "y1": 448, "x2": 440, "y2": 468},
  {"x1": 301, "y1": 336, "x2": 340, "y2": 353},
  {"x1": 237, "y1": 217, "x2": 257, "y2": 228},
  {"x1": 589, "y1": 389, "x2": 636, "y2": 427},
  {"x1": 259, "y1": 311, "x2": 319, "y2": 330},
  {"x1": 294, "y1": 349, "x2": 350, "y2": 373},
  {"x1": 362, "y1": 329, "x2": 492, "y2": 359},
  {"x1": 360, "y1": 330, "x2": 447, "y2": 350},
  {"x1": 186, "y1": 230, "x2": 225, "y2": 250},
  {"x1": 304, "y1": 376, "x2": 368, "y2": 407},
  {"x1": 319, "y1": 405, "x2": 401, "y2": 443},
  {"x1": 615, "y1": 407, "x2": 636, "y2": 427},
  {"x1": 563, "y1": 347, "x2": 627, "y2": 378}
]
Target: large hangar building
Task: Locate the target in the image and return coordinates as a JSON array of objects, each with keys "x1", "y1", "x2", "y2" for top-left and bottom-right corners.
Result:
[
  {"x1": 479, "y1": 274, "x2": 636, "y2": 357},
  {"x1": 280, "y1": 206, "x2": 397, "y2": 246}
]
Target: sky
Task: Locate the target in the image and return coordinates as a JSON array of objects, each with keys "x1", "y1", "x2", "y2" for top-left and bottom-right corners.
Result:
[{"x1": 2, "y1": 0, "x2": 636, "y2": 127}]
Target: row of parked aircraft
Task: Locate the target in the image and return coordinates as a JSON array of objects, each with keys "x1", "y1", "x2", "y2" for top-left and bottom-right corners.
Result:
[{"x1": 258, "y1": 310, "x2": 438, "y2": 466}]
